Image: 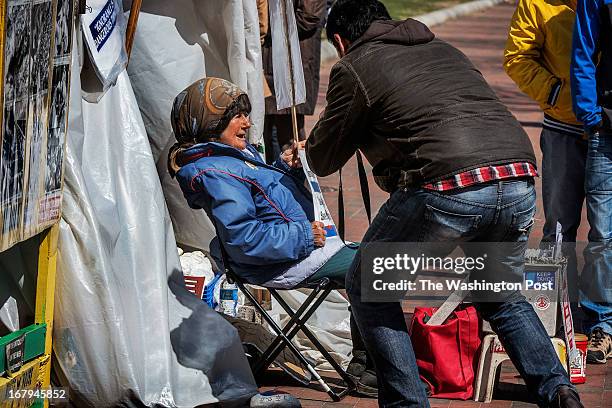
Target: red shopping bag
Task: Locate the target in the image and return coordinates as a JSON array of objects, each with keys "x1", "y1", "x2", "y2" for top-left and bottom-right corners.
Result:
[{"x1": 409, "y1": 306, "x2": 482, "y2": 400}]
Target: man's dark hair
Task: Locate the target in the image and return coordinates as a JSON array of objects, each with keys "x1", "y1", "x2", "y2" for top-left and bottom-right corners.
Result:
[{"x1": 326, "y1": 0, "x2": 391, "y2": 45}]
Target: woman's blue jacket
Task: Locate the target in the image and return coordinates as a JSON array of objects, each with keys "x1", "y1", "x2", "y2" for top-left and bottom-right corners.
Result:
[{"x1": 175, "y1": 142, "x2": 317, "y2": 285}]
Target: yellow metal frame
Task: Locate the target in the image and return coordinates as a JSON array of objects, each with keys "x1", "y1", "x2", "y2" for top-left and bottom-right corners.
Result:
[
  {"x1": 0, "y1": 227, "x2": 58, "y2": 408},
  {"x1": 0, "y1": 225, "x2": 59, "y2": 408},
  {"x1": 33, "y1": 225, "x2": 59, "y2": 400}
]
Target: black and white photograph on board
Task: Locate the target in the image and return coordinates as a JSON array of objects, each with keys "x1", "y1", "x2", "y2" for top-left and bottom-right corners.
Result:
[
  {"x1": 3, "y1": 1, "x2": 31, "y2": 106},
  {"x1": 23, "y1": 0, "x2": 54, "y2": 229},
  {"x1": 45, "y1": 64, "x2": 69, "y2": 193},
  {"x1": 54, "y1": 0, "x2": 74, "y2": 59},
  {"x1": 1, "y1": 1, "x2": 31, "y2": 239},
  {"x1": 29, "y1": 0, "x2": 52, "y2": 97},
  {"x1": 1, "y1": 101, "x2": 27, "y2": 234}
]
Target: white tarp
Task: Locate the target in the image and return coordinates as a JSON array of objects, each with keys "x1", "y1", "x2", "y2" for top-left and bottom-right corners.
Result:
[
  {"x1": 52, "y1": 33, "x2": 257, "y2": 406},
  {"x1": 125, "y1": 0, "x2": 264, "y2": 250}
]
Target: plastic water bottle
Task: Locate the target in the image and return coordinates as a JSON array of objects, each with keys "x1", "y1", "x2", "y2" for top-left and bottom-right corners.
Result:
[{"x1": 219, "y1": 280, "x2": 238, "y2": 317}]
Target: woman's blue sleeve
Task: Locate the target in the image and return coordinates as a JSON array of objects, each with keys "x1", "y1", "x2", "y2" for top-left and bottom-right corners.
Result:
[{"x1": 192, "y1": 169, "x2": 314, "y2": 265}]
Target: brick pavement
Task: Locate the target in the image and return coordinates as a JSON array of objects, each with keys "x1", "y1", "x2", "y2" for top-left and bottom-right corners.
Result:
[{"x1": 260, "y1": 2, "x2": 608, "y2": 406}]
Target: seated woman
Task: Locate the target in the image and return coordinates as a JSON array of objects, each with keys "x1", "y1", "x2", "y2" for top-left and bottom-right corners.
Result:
[{"x1": 167, "y1": 77, "x2": 376, "y2": 395}]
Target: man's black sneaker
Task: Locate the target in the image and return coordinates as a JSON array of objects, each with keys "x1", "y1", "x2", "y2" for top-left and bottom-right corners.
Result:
[
  {"x1": 346, "y1": 351, "x2": 367, "y2": 379},
  {"x1": 550, "y1": 385, "x2": 583, "y2": 408},
  {"x1": 355, "y1": 369, "x2": 378, "y2": 398},
  {"x1": 587, "y1": 327, "x2": 612, "y2": 364}
]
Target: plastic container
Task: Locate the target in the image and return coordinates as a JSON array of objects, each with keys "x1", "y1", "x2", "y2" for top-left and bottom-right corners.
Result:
[
  {"x1": 202, "y1": 274, "x2": 223, "y2": 309},
  {"x1": 219, "y1": 280, "x2": 239, "y2": 317}
]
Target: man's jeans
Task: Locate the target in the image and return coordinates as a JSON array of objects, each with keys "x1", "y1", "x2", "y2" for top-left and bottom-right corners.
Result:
[
  {"x1": 346, "y1": 180, "x2": 572, "y2": 407},
  {"x1": 581, "y1": 129, "x2": 612, "y2": 336}
]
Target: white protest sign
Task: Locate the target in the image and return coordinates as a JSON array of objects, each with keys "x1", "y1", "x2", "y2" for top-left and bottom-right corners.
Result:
[
  {"x1": 269, "y1": 0, "x2": 306, "y2": 110},
  {"x1": 81, "y1": 0, "x2": 127, "y2": 89},
  {"x1": 298, "y1": 149, "x2": 339, "y2": 238}
]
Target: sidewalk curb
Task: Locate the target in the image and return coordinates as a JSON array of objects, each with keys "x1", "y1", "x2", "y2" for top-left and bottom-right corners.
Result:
[{"x1": 321, "y1": 0, "x2": 508, "y2": 63}]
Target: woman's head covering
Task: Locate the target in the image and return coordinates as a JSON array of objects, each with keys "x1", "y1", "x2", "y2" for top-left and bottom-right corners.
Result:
[{"x1": 170, "y1": 77, "x2": 251, "y2": 145}]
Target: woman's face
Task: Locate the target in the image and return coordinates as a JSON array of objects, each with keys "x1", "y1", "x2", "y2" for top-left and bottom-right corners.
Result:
[{"x1": 219, "y1": 113, "x2": 251, "y2": 150}]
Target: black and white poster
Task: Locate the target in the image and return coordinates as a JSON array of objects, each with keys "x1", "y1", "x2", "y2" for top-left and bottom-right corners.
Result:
[
  {"x1": 40, "y1": 0, "x2": 75, "y2": 224},
  {"x1": 44, "y1": 64, "x2": 68, "y2": 195},
  {"x1": 24, "y1": 0, "x2": 54, "y2": 233},
  {"x1": 1, "y1": 0, "x2": 32, "y2": 241},
  {"x1": 0, "y1": 0, "x2": 75, "y2": 251},
  {"x1": 54, "y1": 0, "x2": 74, "y2": 59}
]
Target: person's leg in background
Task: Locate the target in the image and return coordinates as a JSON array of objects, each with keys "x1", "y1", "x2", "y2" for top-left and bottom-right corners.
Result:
[
  {"x1": 263, "y1": 115, "x2": 281, "y2": 164},
  {"x1": 581, "y1": 129, "x2": 612, "y2": 363},
  {"x1": 276, "y1": 114, "x2": 306, "y2": 147},
  {"x1": 539, "y1": 128, "x2": 587, "y2": 328},
  {"x1": 540, "y1": 129, "x2": 587, "y2": 244},
  {"x1": 263, "y1": 115, "x2": 305, "y2": 164}
]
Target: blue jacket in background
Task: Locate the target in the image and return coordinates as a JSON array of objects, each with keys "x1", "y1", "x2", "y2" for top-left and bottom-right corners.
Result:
[
  {"x1": 175, "y1": 142, "x2": 317, "y2": 285},
  {"x1": 571, "y1": 0, "x2": 611, "y2": 129}
]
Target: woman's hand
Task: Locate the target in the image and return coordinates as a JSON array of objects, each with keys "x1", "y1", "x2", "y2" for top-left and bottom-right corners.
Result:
[
  {"x1": 281, "y1": 140, "x2": 307, "y2": 168},
  {"x1": 311, "y1": 221, "x2": 327, "y2": 247}
]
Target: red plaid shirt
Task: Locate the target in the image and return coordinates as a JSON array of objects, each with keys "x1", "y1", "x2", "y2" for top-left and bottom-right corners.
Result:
[{"x1": 423, "y1": 162, "x2": 537, "y2": 191}]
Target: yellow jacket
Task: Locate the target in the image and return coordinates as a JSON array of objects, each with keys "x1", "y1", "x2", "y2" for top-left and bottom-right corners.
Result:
[{"x1": 504, "y1": 0, "x2": 580, "y2": 125}]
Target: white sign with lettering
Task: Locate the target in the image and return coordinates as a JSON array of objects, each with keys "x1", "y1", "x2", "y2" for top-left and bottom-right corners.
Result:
[{"x1": 81, "y1": 0, "x2": 127, "y2": 90}]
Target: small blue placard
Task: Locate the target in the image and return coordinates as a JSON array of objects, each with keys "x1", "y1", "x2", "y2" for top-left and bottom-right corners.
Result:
[
  {"x1": 524, "y1": 270, "x2": 556, "y2": 289},
  {"x1": 89, "y1": 0, "x2": 117, "y2": 51},
  {"x1": 324, "y1": 225, "x2": 338, "y2": 237}
]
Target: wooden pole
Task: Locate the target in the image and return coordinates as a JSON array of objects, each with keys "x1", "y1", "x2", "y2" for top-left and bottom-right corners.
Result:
[{"x1": 125, "y1": 0, "x2": 143, "y2": 61}]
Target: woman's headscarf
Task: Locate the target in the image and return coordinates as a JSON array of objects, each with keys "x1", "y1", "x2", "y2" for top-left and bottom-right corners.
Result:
[
  {"x1": 168, "y1": 77, "x2": 251, "y2": 176},
  {"x1": 170, "y1": 77, "x2": 251, "y2": 145}
]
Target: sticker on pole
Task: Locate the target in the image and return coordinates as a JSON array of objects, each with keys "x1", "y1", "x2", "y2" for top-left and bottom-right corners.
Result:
[
  {"x1": 89, "y1": 0, "x2": 117, "y2": 51},
  {"x1": 5, "y1": 334, "x2": 25, "y2": 376}
]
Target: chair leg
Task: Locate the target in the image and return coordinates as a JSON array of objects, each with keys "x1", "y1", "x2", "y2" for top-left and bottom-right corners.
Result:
[
  {"x1": 253, "y1": 282, "x2": 326, "y2": 374},
  {"x1": 269, "y1": 288, "x2": 357, "y2": 391},
  {"x1": 256, "y1": 279, "x2": 328, "y2": 372},
  {"x1": 269, "y1": 287, "x2": 355, "y2": 401},
  {"x1": 235, "y1": 279, "x2": 354, "y2": 401},
  {"x1": 233, "y1": 280, "x2": 321, "y2": 373},
  {"x1": 236, "y1": 282, "x2": 345, "y2": 401}
]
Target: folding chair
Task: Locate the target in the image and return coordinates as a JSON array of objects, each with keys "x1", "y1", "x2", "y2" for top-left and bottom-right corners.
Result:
[{"x1": 214, "y1": 232, "x2": 356, "y2": 401}]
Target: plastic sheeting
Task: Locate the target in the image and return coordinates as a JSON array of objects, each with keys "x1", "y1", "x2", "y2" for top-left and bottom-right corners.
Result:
[
  {"x1": 52, "y1": 36, "x2": 257, "y2": 406},
  {"x1": 125, "y1": 0, "x2": 265, "y2": 251}
]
